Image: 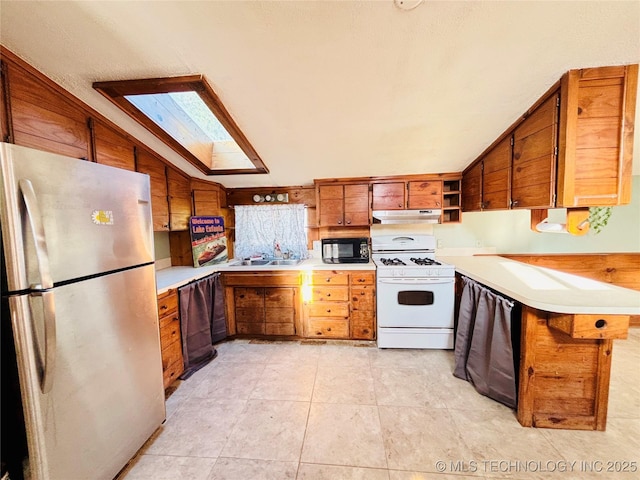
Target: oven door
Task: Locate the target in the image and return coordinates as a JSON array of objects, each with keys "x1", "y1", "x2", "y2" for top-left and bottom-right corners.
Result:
[{"x1": 377, "y1": 277, "x2": 454, "y2": 328}]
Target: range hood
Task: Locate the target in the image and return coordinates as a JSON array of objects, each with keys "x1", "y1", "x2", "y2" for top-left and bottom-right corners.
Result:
[{"x1": 372, "y1": 209, "x2": 442, "y2": 224}]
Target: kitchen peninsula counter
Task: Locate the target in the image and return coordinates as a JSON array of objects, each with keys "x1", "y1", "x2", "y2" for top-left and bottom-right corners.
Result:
[
  {"x1": 438, "y1": 254, "x2": 639, "y2": 432},
  {"x1": 438, "y1": 255, "x2": 640, "y2": 315},
  {"x1": 156, "y1": 258, "x2": 375, "y2": 294}
]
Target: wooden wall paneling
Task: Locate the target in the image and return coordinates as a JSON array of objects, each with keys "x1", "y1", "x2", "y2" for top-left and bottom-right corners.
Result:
[
  {"x1": 92, "y1": 119, "x2": 136, "y2": 171},
  {"x1": 4, "y1": 56, "x2": 92, "y2": 160},
  {"x1": 0, "y1": 60, "x2": 12, "y2": 142}
]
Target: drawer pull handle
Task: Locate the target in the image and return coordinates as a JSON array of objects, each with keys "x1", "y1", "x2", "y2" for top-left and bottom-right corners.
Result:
[
  {"x1": 160, "y1": 305, "x2": 168, "y2": 310},
  {"x1": 595, "y1": 319, "x2": 607, "y2": 329}
]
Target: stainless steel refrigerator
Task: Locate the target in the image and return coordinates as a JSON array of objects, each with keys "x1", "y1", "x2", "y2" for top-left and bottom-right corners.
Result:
[{"x1": 0, "y1": 143, "x2": 165, "y2": 480}]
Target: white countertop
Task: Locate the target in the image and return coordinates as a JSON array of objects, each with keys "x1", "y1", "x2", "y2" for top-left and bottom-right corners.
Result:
[
  {"x1": 438, "y1": 255, "x2": 640, "y2": 315},
  {"x1": 155, "y1": 258, "x2": 375, "y2": 294}
]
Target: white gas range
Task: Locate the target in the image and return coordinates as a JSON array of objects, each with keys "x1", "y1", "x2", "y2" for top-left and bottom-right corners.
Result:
[{"x1": 372, "y1": 234, "x2": 455, "y2": 349}]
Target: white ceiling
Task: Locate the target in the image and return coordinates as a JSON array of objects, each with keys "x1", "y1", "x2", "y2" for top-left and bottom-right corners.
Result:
[{"x1": 1, "y1": 0, "x2": 639, "y2": 188}]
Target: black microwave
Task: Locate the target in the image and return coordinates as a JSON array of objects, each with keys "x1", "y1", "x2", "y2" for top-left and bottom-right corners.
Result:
[{"x1": 321, "y1": 237, "x2": 370, "y2": 264}]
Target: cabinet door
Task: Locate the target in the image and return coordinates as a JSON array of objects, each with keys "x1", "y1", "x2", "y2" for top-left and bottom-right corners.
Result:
[
  {"x1": 167, "y1": 166, "x2": 192, "y2": 231},
  {"x1": 235, "y1": 287, "x2": 265, "y2": 335},
  {"x1": 265, "y1": 287, "x2": 296, "y2": 336},
  {"x1": 482, "y1": 137, "x2": 512, "y2": 210},
  {"x1": 512, "y1": 93, "x2": 559, "y2": 209},
  {"x1": 462, "y1": 161, "x2": 483, "y2": 212},
  {"x1": 318, "y1": 185, "x2": 344, "y2": 226},
  {"x1": 136, "y1": 149, "x2": 170, "y2": 231},
  {"x1": 92, "y1": 120, "x2": 136, "y2": 171},
  {"x1": 193, "y1": 188, "x2": 221, "y2": 216},
  {"x1": 7, "y1": 63, "x2": 91, "y2": 160},
  {"x1": 558, "y1": 65, "x2": 638, "y2": 206},
  {"x1": 343, "y1": 183, "x2": 369, "y2": 226},
  {"x1": 372, "y1": 182, "x2": 405, "y2": 210},
  {"x1": 407, "y1": 180, "x2": 442, "y2": 209}
]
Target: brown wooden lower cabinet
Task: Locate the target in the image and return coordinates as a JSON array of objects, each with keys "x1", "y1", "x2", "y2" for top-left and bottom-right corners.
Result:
[
  {"x1": 302, "y1": 270, "x2": 376, "y2": 340},
  {"x1": 222, "y1": 270, "x2": 376, "y2": 340},
  {"x1": 517, "y1": 306, "x2": 628, "y2": 431},
  {"x1": 157, "y1": 289, "x2": 184, "y2": 389}
]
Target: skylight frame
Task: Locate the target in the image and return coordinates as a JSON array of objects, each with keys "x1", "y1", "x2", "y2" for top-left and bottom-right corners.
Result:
[{"x1": 93, "y1": 75, "x2": 268, "y2": 175}]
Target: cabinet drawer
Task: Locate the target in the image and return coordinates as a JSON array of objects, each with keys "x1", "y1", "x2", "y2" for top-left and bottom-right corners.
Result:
[
  {"x1": 351, "y1": 272, "x2": 375, "y2": 285},
  {"x1": 161, "y1": 339, "x2": 183, "y2": 370},
  {"x1": 306, "y1": 302, "x2": 349, "y2": 318},
  {"x1": 307, "y1": 319, "x2": 349, "y2": 338},
  {"x1": 160, "y1": 317, "x2": 181, "y2": 350},
  {"x1": 309, "y1": 273, "x2": 349, "y2": 285},
  {"x1": 159, "y1": 310, "x2": 180, "y2": 329},
  {"x1": 163, "y1": 359, "x2": 183, "y2": 389},
  {"x1": 310, "y1": 286, "x2": 349, "y2": 302},
  {"x1": 548, "y1": 314, "x2": 629, "y2": 340},
  {"x1": 157, "y1": 290, "x2": 178, "y2": 317},
  {"x1": 351, "y1": 286, "x2": 375, "y2": 310}
]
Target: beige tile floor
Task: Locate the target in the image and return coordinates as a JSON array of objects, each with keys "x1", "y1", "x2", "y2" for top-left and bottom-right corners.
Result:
[{"x1": 119, "y1": 329, "x2": 640, "y2": 480}]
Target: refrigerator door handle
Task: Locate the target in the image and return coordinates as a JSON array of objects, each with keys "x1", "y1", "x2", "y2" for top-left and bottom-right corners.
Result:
[
  {"x1": 29, "y1": 290, "x2": 57, "y2": 393},
  {"x1": 18, "y1": 179, "x2": 53, "y2": 290},
  {"x1": 19, "y1": 179, "x2": 57, "y2": 392}
]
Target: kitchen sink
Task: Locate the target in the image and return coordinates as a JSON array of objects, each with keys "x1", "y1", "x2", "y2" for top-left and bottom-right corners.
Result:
[
  {"x1": 268, "y1": 259, "x2": 303, "y2": 266},
  {"x1": 228, "y1": 259, "x2": 271, "y2": 267}
]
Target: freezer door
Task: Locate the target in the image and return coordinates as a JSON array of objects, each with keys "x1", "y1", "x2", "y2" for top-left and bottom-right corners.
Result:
[
  {"x1": 1, "y1": 143, "x2": 154, "y2": 292},
  {"x1": 9, "y1": 264, "x2": 165, "y2": 480}
]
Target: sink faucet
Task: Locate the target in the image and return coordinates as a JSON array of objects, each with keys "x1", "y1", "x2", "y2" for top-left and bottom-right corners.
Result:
[{"x1": 274, "y1": 241, "x2": 283, "y2": 258}]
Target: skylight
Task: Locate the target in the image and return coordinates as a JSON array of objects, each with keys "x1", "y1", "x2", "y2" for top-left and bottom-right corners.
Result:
[{"x1": 93, "y1": 75, "x2": 268, "y2": 175}]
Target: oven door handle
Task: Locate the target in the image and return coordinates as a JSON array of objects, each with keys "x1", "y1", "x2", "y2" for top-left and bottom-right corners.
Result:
[{"x1": 378, "y1": 278, "x2": 454, "y2": 285}]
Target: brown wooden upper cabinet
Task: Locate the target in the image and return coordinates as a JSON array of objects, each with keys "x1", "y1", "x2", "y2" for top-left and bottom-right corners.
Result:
[
  {"x1": 482, "y1": 137, "x2": 512, "y2": 210},
  {"x1": 407, "y1": 180, "x2": 442, "y2": 208},
  {"x1": 373, "y1": 180, "x2": 444, "y2": 210},
  {"x1": 317, "y1": 183, "x2": 370, "y2": 227},
  {"x1": 136, "y1": 148, "x2": 170, "y2": 231},
  {"x1": 167, "y1": 167, "x2": 192, "y2": 231},
  {"x1": 372, "y1": 182, "x2": 405, "y2": 210},
  {"x1": 462, "y1": 64, "x2": 637, "y2": 212},
  {"x1": 511, "y1": 93, "x2": 559, "y2": 209}
]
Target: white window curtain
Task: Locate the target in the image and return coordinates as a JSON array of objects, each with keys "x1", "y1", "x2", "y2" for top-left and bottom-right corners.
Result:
[{"x1": 234, "y1": 204, "x2": 309, "y2": 260}]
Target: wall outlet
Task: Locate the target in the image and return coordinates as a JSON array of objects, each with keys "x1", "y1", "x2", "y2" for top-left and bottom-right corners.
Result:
[
  {"x1": 475, "y1": 240, "x2": 482, "y2": 247},
  {"x1": 437, "y1": 239, "x2": 443, "y2": 248}
]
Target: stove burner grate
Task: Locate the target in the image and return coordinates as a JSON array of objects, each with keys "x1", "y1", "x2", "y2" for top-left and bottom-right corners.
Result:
[
  {"x1": 410, "y1": 257, "x2": 442, "y2": 266},
  {"x1": 379, "y1": 257, "x2": 406, "y2": 266}
]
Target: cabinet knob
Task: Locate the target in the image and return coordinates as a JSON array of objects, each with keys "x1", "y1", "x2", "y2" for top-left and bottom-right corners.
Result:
[
  {"x1": 326, "y1": 293, "x2": 331, "y2": 297},
  {"x1": 160, "y1": 305, "x2": 168, "y2": 310},
  {"x1": 511, "y1": 200, "x2": 519, "y2": 207},
  {"x1": 346, "y1": 220, "x2": 351, "y2": 224},
  {"x1": 327, "y1": 327, "x2": 332, "y2": 331},
  {"x1": 325, "y1": 278, "x2": 331, "y2": 282},
  {"x1": 326, "y1": 309, "x2": 331, "y2": 313},
  {"x1": 398, "y1": 203, "x2": 403, "y2": 208},
  {"x1": 337, "y1": 220, "x2": 342, "y2": 225},
  {"x1": 436, "y1": 202, "x2": 441, "y2": 206}
]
